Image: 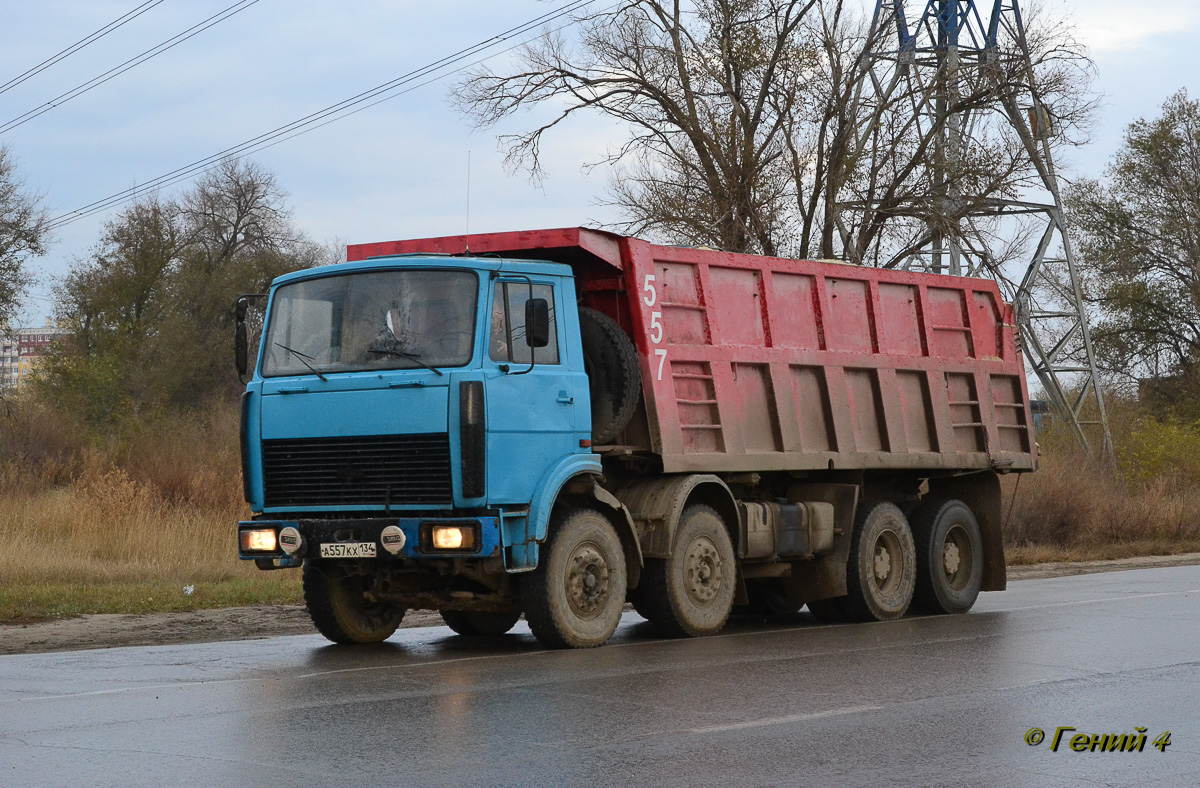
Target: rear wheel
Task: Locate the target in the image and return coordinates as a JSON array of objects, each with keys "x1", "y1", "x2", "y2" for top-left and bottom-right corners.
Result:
[
  {"x1": 441, "y1": 610, "x2": 522, "y2": 637},
  {"x1": 638, "y1": 504, "x2": 736, "y2": 637},
  {"x1": 911, "y1": 499, "x2": 983, "y2": 614},
  {"x1": 303, "y1": 560, "x2": 405, "y2": 644},
  {"x1": 522, "y1": 508, "x2": 627, "y2": 649},
  {"x1": 840, "y1": 501, "x2": 916, "y2": 622}
]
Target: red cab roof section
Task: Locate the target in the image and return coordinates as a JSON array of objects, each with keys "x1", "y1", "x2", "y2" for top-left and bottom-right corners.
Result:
[{"x1": 345, "y1": 227, "x2": 626, "y2": 274}]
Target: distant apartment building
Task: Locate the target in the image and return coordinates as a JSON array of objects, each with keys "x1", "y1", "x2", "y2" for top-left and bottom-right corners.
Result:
[
  {"x1": 0, "y1": 319, "x2": 73, "y2": 393},
  {"x1": 0, "y1": 334, "x2": 17, "y2": 391}
]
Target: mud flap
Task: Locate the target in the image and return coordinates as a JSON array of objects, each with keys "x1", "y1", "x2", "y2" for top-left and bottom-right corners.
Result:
[{"x1": 500, "y1": 510, "x2": 538, "y2": 572}]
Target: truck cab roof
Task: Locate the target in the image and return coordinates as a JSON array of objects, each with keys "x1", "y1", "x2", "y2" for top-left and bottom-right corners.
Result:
[{"x1": 270, "y1": 254, "x2": 573, "y2": 289}]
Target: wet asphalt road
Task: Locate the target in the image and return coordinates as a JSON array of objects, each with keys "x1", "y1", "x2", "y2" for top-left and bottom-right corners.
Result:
[{"x1": 2, "y1": 566, "x2": 1199, "y2": 787}]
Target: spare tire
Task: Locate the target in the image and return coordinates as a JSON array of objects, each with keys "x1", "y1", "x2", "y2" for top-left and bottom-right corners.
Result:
[{"x1": 579, "y1": 307, "x2": 641, "y2": 444}]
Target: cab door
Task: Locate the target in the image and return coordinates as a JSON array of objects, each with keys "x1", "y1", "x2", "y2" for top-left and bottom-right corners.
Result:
[{"x1": 483, "y1": 276, "x2": 583, "y2": 505}]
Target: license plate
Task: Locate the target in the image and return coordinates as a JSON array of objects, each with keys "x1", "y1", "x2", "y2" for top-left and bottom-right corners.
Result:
[{"x1": 319, "y1": 542, "x2": 377, "y2": 559}]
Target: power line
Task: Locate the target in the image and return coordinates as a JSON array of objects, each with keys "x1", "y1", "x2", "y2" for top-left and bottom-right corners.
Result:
[
  {"x1": 0, "y1": 0, "x2": 262, "y2": 137},
  {"x1": 45, "y1": 0, "x2": 602, "y2": 232},
  {"x1": 0, "y1": 0, "x2": 168, "y2": 98}
]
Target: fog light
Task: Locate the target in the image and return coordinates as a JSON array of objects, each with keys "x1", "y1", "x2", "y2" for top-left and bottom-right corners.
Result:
[
  {"x1": 432, "y1": 526, "x2": 465, "y2": 550},
  {"x1": 422, "y1": 521, "x2": 480, "y2": 552},
  {"x1": 278, "y1": 526, "x2": 303, "y2": 556},
  {"x1": 380, "y1": 524, "x2": 407, "y2": 555},
  {"x1": 240, "y1": 528, "x2": 277, "y2": 552}
]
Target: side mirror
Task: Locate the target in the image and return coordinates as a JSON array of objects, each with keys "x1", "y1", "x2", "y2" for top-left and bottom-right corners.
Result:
[
  {"x1": 233, "y1": 294, "x2": 264, "y2": 379},
  {"x1": 525, "y1": 298, "x2": 550, "y2": 348},
  {"x1": 235, "y1": 308, "x2": 249, "y2": 377}
]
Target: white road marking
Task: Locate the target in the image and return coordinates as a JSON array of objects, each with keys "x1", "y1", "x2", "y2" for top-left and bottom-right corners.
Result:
[
  {"x1": 689, "y1": 704, "x2": 884, "y2": 734},
  {"x1": 990, "y1": 590, "x2": 1200, "y2": 613}
]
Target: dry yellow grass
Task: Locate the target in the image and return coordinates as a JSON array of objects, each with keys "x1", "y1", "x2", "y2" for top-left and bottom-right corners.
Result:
[
  {"x1": 4, "y1": 476, "x2": 233, "y2": 584},
  {"x1": 0, "y1": 401, "x2": 302, "y2": 621},
  {"x1": 1002, "y1": 398, "x2": 1200, "y2": 558}
]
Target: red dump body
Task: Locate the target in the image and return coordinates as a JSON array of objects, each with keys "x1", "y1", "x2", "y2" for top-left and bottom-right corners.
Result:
[{"x1": 348, "y1": 228, "x2": 1036, "y2": 476}]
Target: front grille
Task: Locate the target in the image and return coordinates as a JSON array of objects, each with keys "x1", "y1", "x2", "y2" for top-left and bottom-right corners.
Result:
[{"x1": 262, "y1": 433, "x2": 453, "y2": 508}]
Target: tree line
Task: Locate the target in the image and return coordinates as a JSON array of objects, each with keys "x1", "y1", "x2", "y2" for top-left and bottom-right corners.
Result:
[{"x1": 0, "y1": 158, "x2": 328, "y2": 423}]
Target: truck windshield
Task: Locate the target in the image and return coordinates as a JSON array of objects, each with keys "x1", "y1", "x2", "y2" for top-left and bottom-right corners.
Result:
[{"x1": 260, "y1": 269, "x2": 478, "y2": 377}]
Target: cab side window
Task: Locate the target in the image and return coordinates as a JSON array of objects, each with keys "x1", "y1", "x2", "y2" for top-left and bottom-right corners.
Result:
[{"x1": 490, "y1": 282, "x2": 559, "y2": 364}]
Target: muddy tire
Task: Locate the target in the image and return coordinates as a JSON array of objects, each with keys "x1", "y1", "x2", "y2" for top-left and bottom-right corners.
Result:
[
  {"x1": 910, "y1": 498, "x2": 983, "y2": 614},
  {"x1": 806, "y1": 598, "x2": 847, "y2": 623},
  {"x1": 441, "y1": 610, "x2": 522, "y2": 637},
  {"x1": 579, "y1": 307, "x2": 640, "y2": 445},
  {"x1": 522, "y1": 508, "x2": 627, "y2": 649},
  {"x1": 839, "y1": 501, "x2": 916, "y2": 622},
  {"x1": 637, "y1": 504, "x2": 736, "y2": 637},
  {"x1": 303, "y1": 560, "x2": 405, "y2": 644}
]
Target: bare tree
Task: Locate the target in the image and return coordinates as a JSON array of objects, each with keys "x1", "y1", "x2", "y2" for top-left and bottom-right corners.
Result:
[
  {"x1": 455, "y1": 0, "x2": 1094, "y2": 264},
  {"x1": 178, "y1": 158, "x2": 295, "y2": 275},
  {"x1": 0, "y1": 145, "x2": 49, "y2": 326},
  {"x1": 457, "y1": 0, "x2": 820, "y2": 256}
]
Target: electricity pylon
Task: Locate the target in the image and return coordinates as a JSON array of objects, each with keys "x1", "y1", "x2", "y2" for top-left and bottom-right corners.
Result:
[{"x1": 838, "y1": 0, "x2": 1113, "y2": 460}]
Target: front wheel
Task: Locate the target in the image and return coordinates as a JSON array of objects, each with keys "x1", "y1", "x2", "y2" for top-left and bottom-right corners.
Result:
[
  {"x1": 303, "y1": 560, "x2": 405, "y2": 644},
  {"x1": 840, "y1": 501, "x2": 916, "y2": 622},
  {"x1": 441, "y1": 610, "x2": 522, "y2": 637},
  {"x1": 522, "y1": 508, "x2": 627, "y2": 649},
  {"x1": 638, "y1": 504, "x2": 736, "y2": 637}
]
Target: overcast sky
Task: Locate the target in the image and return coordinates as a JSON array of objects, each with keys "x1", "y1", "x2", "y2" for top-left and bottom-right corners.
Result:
[{"x1": 1, "y1": 0, "x2": 1196, "y2": 325}]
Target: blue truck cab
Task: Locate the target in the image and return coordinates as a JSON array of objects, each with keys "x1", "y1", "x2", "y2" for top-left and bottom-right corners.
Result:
[{"x1": 235, "y1": 253, "x2": 647, "y2": 647}]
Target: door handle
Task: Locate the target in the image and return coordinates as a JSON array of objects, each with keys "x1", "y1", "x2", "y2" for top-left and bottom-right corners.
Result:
[
  {"x1": 278, "y1": 386, "x2": 309, "y2": 394},
  {"x1": 556, "y1": 391, "x2": 574, "y2": 404}
]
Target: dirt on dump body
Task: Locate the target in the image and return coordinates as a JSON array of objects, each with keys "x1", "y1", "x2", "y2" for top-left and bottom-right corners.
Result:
[{"x1": 3, "y1": 553, "x2": 1199, "y2": 656}]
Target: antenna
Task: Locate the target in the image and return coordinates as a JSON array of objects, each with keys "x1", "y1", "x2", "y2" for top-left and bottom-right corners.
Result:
[{"x1": 464, "y1": 150, "x2": 471, "y2": 255}]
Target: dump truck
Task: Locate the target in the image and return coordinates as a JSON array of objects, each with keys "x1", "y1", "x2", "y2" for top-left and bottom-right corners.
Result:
[{"x1": 235, "y1": 228, "x2": 1035, "y2": 648}]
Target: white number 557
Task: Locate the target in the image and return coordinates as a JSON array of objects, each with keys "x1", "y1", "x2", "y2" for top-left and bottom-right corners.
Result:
[{"x1": 644, "y1": 274, "x2": 667, "y2": 380}]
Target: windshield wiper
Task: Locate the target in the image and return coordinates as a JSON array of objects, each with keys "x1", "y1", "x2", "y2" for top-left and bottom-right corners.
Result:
[
  {"x1": 274, "y1": 343, "x2": 327, "y2": 381},
  {"x1": 365, "y1": 348, "x2": 444, "y2": 376}
]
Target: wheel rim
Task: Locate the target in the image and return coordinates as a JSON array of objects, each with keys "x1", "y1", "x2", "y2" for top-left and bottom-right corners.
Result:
[
  {"x1": 683, "y1": 535, "x2": 724, "y2": 607},
  {"x1": 942, "y1": 524, "x2": 974, "y2": 591},
  {"x1": 871, "y1": 528, "x2": 904, "y2": 596},
  {"x1": 565, "y1": 540, "x2": 611, "y2": 619}
]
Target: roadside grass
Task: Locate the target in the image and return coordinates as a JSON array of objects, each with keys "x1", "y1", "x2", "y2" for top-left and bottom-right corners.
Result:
[
  {"x1": 1006, "y1": 540, "x2": 1200, "y2": 566},
  {"x1": 1003, "y1": 396, "x2": 1200, "y2": 562},
  {"x1": 0, "y1": 474, "x2": 303, "y2": 621},
  {"x1": 0, "y1": 400, "x2": 307, "y2": 622},
  {"x1": 0, "y1": 576, "x2": 301, "y2": 622}
]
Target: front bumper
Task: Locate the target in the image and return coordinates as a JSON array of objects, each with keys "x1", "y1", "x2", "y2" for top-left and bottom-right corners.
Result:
[{"x1": 237, "y1": 517, "x2": 502, "y2": 562}]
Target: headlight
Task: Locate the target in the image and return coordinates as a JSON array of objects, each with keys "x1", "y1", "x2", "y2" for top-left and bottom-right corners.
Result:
[
  {"x1": 240, "y1": 528, "x2": 278, "y2": 552},
  {"x1": 428, "y1": 524, "x2": 478, "y2": 552}
]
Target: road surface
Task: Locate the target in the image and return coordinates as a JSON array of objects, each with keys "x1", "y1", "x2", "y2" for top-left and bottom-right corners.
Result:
[{"x1": 2, "y1": 566, "x2": 1198, "y2": 786}]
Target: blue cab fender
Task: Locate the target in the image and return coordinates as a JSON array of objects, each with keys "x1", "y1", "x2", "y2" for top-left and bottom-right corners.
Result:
[{"x1": 500, "y1": 452, "x2": 600, "y2": 573}]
